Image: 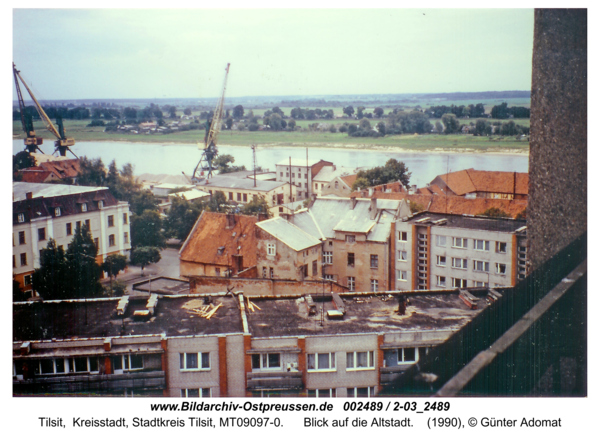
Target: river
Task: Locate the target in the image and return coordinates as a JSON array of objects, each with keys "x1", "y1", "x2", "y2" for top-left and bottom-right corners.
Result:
[{"x1": 14, "y1": 140, "x2": 529, "y2": 187}]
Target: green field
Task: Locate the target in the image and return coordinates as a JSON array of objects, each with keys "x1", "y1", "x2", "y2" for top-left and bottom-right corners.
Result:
[{"x1": 14, "y1": 119, "x2": 529, "y2": 153}]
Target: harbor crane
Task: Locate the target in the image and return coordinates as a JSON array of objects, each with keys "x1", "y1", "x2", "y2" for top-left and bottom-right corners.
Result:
[
  {"x1": 13, "y1": 63, "x2": 44, "y2": 154},
  {"x1": 192, "y1": 63, "x2": 230, "y2": 183},
  {"x1": 12, "y1": 63, "x2": 78, "y2": 158}
]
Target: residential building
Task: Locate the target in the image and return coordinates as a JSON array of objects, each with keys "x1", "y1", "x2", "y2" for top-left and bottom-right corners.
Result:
[
  {"x1": 255, "y1": 217, "x2": 322, "y2": 281},
  {"x1": 312, "y1": 165, "x2": 357, "y2": 197},
  {"x1": 430, "y1": 168, "x2": 529, "y2": 200},
  {"x1": 320, "y1": 174, "x2": 358, "y2": 197},
  {"x1": 180, "y1": 212, "x2": 258, "y2": 278},
  {"x1": 275, "y1": 158, "x2": 332, "y2": 200},
  {"x1": 13, "y1": 182, "x2": 132, "y2": 296},
  {"x1": 20, "y1": 158, "x2": 80, "y2": 184},
  {"x1": 393, "y1": 211, "x2": 527, "y2": 291},
  {"x1": 200, "y1": 174, "x2": 296, "y2": 207},
  {"x1": 13, "y1": 287, "x2": 496, "y2": 397}
]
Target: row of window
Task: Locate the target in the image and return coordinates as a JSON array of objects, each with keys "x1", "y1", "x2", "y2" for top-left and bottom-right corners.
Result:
[
  {"x1": 398, "y1": 232, "x2": 508, "y2": 253},
  {"x1": 228, "y1": 192, "x2": 258, "y2": 203},
  {"x1": 323, "y1": 252, "x2": 379, "y2": 269},
  {"x1": 251, "y1": 351, "x2": 382, "y2": 372},
  {"x1": 435, "y1": 277, "x2": 503, "y2": 288},
  {"x1": 308, "y1": 387, "x2": 376, "y2": 398},
  {"x1": 280, "y1": 172, "x2": 308, "y2": 179},
  {"x1": 435, "y1": 256, "x2": 507, "y2": 274}
]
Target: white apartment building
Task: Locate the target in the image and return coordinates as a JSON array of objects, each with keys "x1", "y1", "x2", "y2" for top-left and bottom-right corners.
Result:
[
  {"x1": 13, "y1": 182, "x2": 132, "y2": 296},
  {"x1": 275, "y1": 158, "x2": 332, "y2": 200},
  {"x1": 394, "y1": 212, "x2": 527, "y2": 291}
]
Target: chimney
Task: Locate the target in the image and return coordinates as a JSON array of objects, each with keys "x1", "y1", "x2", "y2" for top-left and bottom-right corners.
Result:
[
  {"x1": 397, "y1": 296, "x2": 407, "y2": 315},
  {"x1": 350, "y1": 196, "x2": 357, "y2": 210},
  {"x1": 225, "y1": 213, "x2": 236, "y2": 229},
  {"x1": 370, "y1": 197, "x2": 377, "y2": 220},
  {"x1": 26, "y1": 192, "x2": 33, "y2": 200}
]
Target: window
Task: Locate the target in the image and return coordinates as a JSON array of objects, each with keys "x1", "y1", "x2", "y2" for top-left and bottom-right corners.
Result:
[
  {"x1": 347, "y1": 277, "x2": 355, "y2": 291},
  {"x1": 474, "y1": 281, "x2": 489, "y2": 287},
  {"x1": 17, "y1": 213, "x2": 25, "y2": 223},
  {"x1": 13, "y1": 256, "x2": 16, "y2": 268},
  {"x1": 304, "y1": 183, "x2": 307, "y2": 189},
  {"x1": 94, "y1": 238, "x2": 99, "y2": 249},
  {"x1": 19, "y1": 231, "x2": 26, "y2": 245},
  {"x1": 70, "y1": 357, "x2": 99, "y2": 373},
  {"x1": 280, "y1": 172, "x2": 283, "y2": 177},
  {"x1": 335, "y1": 181, "x2": 339, "y2": 189},
  {"x1": 286, "y1": 172, "x2": 289, "y2": 177},
  {"x1": 398, "y1": 231, "x2": 408, "y2": 241},
  {"x1": 124, "y1": 232, "x2": 129, "y2": 244},
  {"x1": 496, "y1": 242, "x2": 507, "y2": 253},
  {"x1": 267, "y1": 243, "x2": 276, "y2": 256},
  {"x1": 108, "y1": 215, "x2": 114, "y2": 227},
  {"x1": 398, "y1": 251, "x2": 407, "y2": 262},
  {"x1": 181, "y1": 388, "x2": 211, "y2": 397},
  {"x1": 228, "y1": 192, "x2": 233, "y2": 201},
  {"x1": 215, "y1": 268, "x2": 221, "y2": 276},
  {"x1": 76, "y1": 221, "x2": 81, "y2": 231},
  {"x1": 436, "y1": 276, "x2": 446, "y2": 287},
  {"x1": 307, "y1": 353, "x2": 336, "y2": 371},
  {"x1": 24, "y1": 274, "x2": 32, "y2": 286},
  {"x1": 113, "y1": 354, "x2": 144, "y2": 372},
  {"x1": 81, "y1": 203, "x2": 87, "y2": 212},
  {"x1": 347, "y1": 387, "x2": 376, "y2": 398},
  {"x1": 243, "y1": 193, "x2": 248, "y2": 202},
  {"x1": 452, "y1": 237, "x2": 468, "y2": 248},
  {"x1": 270, "y1": 267, "x2": 274, "y2": 278},
  {"x1": 496, "y1": 263, "x2": 507, "y2": 274},
  {"x1": 38, "y1": 228, "x2": 46, "y2": 241},
  {"x1": 346, "y1": 351, "x2": 375, "y2": 370},
  {"x1": 370, "y1": 255, "x2": 378, "y2": 268},
  {"x1": 66, "y1": 223, "x2": 72, "y2": 236},
  {"x1": 312, "y1": 260, "x2": 318, "y2": 276},
  {"x1": 262, "y1": 267, "x2": 267, "y2": 278},
  {"x1": 252, "y1": 353, "x2": 281, "y2": 370},
  {"x1": 20, "y1": 253, "x2": 27, "y2": 266},
  {"x1": 346, "y1": 235, "x2": 355, "y2": 243},
  {"x1": 474, "y1": 239, "x2": 490, "y2": 251},
  {"x1": 305, "y1": 174, "x2": 308, "y2": 179},
  {"x1": 98, "y1": 200, "x2": 104, "y2": 208},
  {"x1": 371, "y1": 279, "x2": 378, "y2": 292},
  {"x1": 436, "y1": 235, "x2": 447, "y2": 246},
  {"x1": 109, "y1": 234, "x2": 115, "y2": 246},
  {"x1": 54, "y1": 207, "x2": 61, "y2": 217},
  {"x1": 237, "y1": 193, "x2": 241, "y2": 202},
  {"x1": 397, "y1": 347, "x2": 418, "y2": 364},
  {"x1": 453, "y1": 278, "x2": 468, "y2": 288},
  {"x1": 398, "y1": 270, "x2": 408, "y2": 281},
  {"x1": 436, "y1": 255, "x2": 446, "y2": 266},
  {"x1": 347, "y1": 253, "x2": 355, "y2": 266},
  {"x1": 308, "y1": 389, "x2": 334, "y2": 397},
  {"x1": 180, "y1": 352, "x2": 210, "y2": 371},
  {"x1": 452, "y1": 257, "x2": 468, "y2": 269},
  {"x1": 323, "y1": 251, "x2": 333, "y2": 264},
  {"x1": 473, "y1": 260, "x2": 490, "y2": 272},
  {"x1": 123, "y1": 213, "x2": 128, "y2": 224},
  {"x1": 34, "y1": 358, "x2": 97, "y2": 375},
  {"x1": 85, "y1": 219, "x2": 90, "y2": 230},
  {"x1": 324, "y1": 274, "x2": 334, "y2": 281}
]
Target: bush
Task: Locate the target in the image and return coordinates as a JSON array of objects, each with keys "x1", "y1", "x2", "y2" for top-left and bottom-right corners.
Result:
[
  {"x1": 87, "y1": 119, "x2": 105, "y2": 127},
  {"x1": 248, "y1": 123, "x2": 259, "y2": 131}
]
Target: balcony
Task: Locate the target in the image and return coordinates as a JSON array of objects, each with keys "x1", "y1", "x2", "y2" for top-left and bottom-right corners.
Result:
[
  {"x1": 246, "y1": 371, "x2": 303, "y2": 390},
  {"x1": 13, "y1": 370, "x2": 166, "y2": 395},
  {"x1": 380, "y1": 365, "x2": 413, "y2": 384}
]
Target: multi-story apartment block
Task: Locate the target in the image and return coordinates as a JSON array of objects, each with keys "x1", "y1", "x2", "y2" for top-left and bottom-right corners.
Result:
[
  {"x1": 393, "y1": 212, "x2": 527, "y2": 291},
  {"x1": 275, "y1": 158, "x2": 332, "y2": 199},
  {"x1": 12, "y1": 182, "x2": 132, "y2": 296},
  {"x1": 14, "y1": 287, "x2": 496, "y2": 397}
]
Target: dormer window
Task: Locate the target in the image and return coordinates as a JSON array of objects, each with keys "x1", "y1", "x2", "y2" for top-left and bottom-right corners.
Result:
[
  {"x1": 81, "y1": 203, "x2": 87, "y2": 212},
  {"x1": 54, "y1": 207, "x2": 61, "y2": 217},
  {"x1": 98, "y1": 200, "x2": 104, "y2": 208},
  {"x1": 17, "y1": 213, "x2": 25, "y2": 223}
]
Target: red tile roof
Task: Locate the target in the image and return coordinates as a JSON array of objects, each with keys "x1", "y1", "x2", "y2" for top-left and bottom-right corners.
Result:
[
  {"x1": 340, "y1": 174, "x2": 357, "y2": 188},
  {"x1": 38, "y1": 159, "x2": 80, "y2": 179},
  {"x1": 180, "y1": 212, "x2": 258, "y2": 267},
  {"x1": 20, "y1": 170, "x2": 54, "y2": 183},
  {"x1": 438, "y1": 168, "x2": 529, "y2": 196}
]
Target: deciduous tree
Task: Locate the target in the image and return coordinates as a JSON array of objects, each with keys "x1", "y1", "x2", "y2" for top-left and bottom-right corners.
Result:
[{"x1": 130, "y1": 247, "x2": 161, "y2": 276}]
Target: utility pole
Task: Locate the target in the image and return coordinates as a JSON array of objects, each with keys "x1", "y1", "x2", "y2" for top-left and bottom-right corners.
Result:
[
  {"x1": 251, "y1": 145, "x2": 257, "y2": 187},
  {"x1": 306, "y1": 147, "x2": 309, "y2": 201},
  {"x1": 289, "y1": 156, "x2": 293, "y2": 204}
]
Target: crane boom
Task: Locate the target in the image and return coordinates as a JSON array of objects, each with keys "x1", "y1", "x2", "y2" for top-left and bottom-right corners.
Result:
[
  {"x1": 13, "y1": 63, "x2": 77, "y2": 158},
  {"x1": 13, "y1": 63, "x2": 44, "y2": 153},
  {"x1": 192, "y1": 63, "x2": 231, "y2": 183}
]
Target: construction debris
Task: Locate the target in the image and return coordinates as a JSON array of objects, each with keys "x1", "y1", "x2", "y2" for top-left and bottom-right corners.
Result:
[
  {"x1": 182, "y1": 299, "x2": 223, "y2": 319},
  {"x1": 246, "y1": 296, "x2": 261, "y2": 313}
]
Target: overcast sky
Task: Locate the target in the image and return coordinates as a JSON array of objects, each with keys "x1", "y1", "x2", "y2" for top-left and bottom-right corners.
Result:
[{"x1": 12, "y1": 8, "x2": 535, "y2": 100}]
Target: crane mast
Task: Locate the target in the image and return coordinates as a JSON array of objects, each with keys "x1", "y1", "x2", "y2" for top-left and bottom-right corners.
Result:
[
  {"x1": 13, "y1": 63, "x2": 44, "y2": 154},
  {"x1": 192, "y1": 63, "x2": 230, "y2": 183},
  {"x1": 12, "y1": 63, "x2": 77, "y2": 158}
]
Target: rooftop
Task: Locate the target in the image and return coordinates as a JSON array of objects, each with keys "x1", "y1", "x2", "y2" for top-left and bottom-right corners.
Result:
[
  {"x1": 198, "y1": 174, "x2": 288, "y2": 192},
  {"x1": 404, "y1": 211, "x2": 527, "y2": 233},
  {"x1": 13, "y1": 294, "x2": 243, "y2": 342},
  {"x1": 313, "y1": 165, "x2": 356, "y2": 183},
  {"x1": 246, "y1": 289, "x2": 498, "y2": 338},
  {"x1": 276, "y1": 158, "x2": 323, "y2": 167},
  {"x1": 437, "y1": 168, "x2": 529, "y2": 196},
  {"x1": 180, "y1": 212, "x2": 258, "y2": 266},
  {"x1": 13, "y1": 182, "x2": 107, "y2": 202},
  {"x1": 257, "y1": 217, "x2": 322, "y2": 251}
]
